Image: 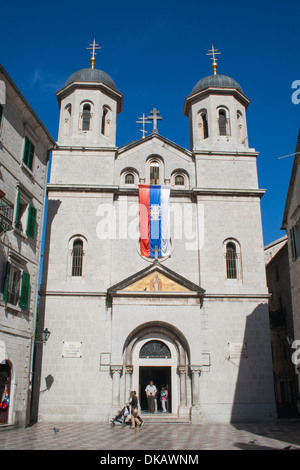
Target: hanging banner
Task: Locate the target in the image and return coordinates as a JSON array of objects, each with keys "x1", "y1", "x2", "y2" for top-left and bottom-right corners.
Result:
[{"x1": 139, "y1": 185, "x2": 170, "y2": 258}]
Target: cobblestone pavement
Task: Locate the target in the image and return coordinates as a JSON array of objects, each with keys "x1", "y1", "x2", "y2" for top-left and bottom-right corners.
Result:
[{"x1": 1, "y1": 420, "x2": 300, "y2": 450}]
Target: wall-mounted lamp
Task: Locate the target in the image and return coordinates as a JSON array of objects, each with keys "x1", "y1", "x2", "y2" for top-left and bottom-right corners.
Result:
[{"x1": 36, "y1": 328, "x2": 51, "y2": 344}]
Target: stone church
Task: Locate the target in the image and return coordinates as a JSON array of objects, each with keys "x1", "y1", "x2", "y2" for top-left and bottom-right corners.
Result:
[{"x1": 34, "y1": 46, "x2": 277, "y2": 424}]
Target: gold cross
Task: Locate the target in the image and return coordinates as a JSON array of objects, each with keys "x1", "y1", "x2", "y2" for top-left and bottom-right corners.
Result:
[
  {"x1": 206, "y1": 44, "x2": 221, "y2": 75},
  {"x1": 136, "y1": 113, "x2": 151, "y2": 138},
  {"x1": 87, "y1": 39, "x2": 101, "y2": 69}
]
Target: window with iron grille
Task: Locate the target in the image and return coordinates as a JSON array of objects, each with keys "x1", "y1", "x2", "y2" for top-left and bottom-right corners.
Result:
[
  {"x1": 226, "y1": 242, "x2": 237, "y2": 279},
  {"x1": 175, "y1": 174, "x2": 184, "y2": 186},
  {"x1": 72, "y1": 239, "x2": 83, "y2": 276},
  {"x1": 139, "y1": 340, "x2": 171, "y2": 358},
  {"x1": 125, "y1": 173, "x2": 134, "y2": 184}
]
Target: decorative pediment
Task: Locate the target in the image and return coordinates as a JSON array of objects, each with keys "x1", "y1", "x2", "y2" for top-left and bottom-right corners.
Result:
[
  {"x1": 107, "y1": 262, "x2": 205, "y2": 299},
  {"x1": 123, "y1": 270, "x2": 189, "y2": 293}
]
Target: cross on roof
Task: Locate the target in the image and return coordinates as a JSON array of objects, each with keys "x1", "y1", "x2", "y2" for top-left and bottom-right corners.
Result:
[
  {"x1": 136, "y1": 113, "x2": 151, "y2": 138},
  {"x1": 206, "y1": 44, "x2": 221, "y2": 75},
  {"x1": 148, "y1": 108, "x2": 162, "y2": 134},
  {"x1": 87, "y1": 39, "x2": 101, "y2": 69}
]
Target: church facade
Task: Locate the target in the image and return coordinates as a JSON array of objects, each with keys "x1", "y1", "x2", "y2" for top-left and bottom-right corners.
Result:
[{"x1": 34, "y1": 54, "x2": 277, "y2": 424}]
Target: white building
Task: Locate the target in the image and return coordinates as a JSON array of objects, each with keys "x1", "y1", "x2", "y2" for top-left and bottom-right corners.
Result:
[
  {"x1": 34, "y1": 56, "x2": 276, "y2": 424},
  {"x1": 0, "y1": 64, "x2": 55, "y2": 428}
]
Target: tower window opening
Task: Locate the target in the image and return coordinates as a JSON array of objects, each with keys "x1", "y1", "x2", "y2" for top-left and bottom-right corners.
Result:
[
  {"x1": 82, "y1": 104, "x2": 91, "y2": 131},
  {"x1": 202, "y1": 112, "x2": 209, "y2": 139},
  {"x1": 218, "y1": 109, "x2": 227, "y2": 136},
  {"x1": 72, "y1": 239, "x2": 83, "y2": 277},
  {"x1": 226, "y1": 242, "x2": 237, "y2": 279}
]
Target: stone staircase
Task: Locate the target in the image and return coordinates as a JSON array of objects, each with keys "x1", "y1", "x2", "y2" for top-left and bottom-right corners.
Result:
[{"x1": 140, "y1": 412, "x2": 191, "y2": 424}]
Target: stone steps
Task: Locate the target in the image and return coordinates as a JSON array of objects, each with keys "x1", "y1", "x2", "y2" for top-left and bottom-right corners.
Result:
[
  {"x1": 0, "y1": 424, "x2": 15, "y2": 432},
  {"x1": 140, "y1": 413, "x2": 191, "y2": 424}
]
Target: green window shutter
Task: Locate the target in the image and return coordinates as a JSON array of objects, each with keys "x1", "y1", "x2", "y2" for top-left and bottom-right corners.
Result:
[
  {"x1": 14, "y1": 188, "x2": 20, "y2": 226},
  {"x1": 290, "y1": 227, "x2": 297, "y2": 261},
  {"x1": 23, "y1": 137, "x2": 34, "y2": 170},
  {"x1": 26, "y1": 205, "x2": 37, "y2": 239},
  {"x1": 28, "y1": 141, "x2": 34, "y2": 170},
  {"x1": 19, "y1": 271, "x2": 30, "y2": 310},
  {"x1": 0, "y1": 104, "x2": 3, "y2": 128},
  {"x1": 3, "y1": 262, "x2": 11, "y2": 302}
]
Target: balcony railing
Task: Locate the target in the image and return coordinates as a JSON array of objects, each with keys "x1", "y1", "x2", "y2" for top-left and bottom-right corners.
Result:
[{"x1": 0, "y1": 197, "x2": 14, "y2": 234}]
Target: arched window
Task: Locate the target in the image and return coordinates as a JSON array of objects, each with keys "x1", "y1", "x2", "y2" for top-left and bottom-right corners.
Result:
[
  {"x1": 218, "y1": 109, "x2": 227, "y2": 136},
  {"x1": 63, "y1": 104, "x2": 72, "y2": 136},
  {"x1": 101, "y1": 106, "x2": 111, "y2": 136},
  {"x1": 201, "y1": 112, "x2": 209, "y2": 139},
  {"x1": 150, "y1": 161, "x2": 160, "y2": 185},
  {"x1": 72, "y1": 239, "x2": 83, "y2": 277},
  {"x1": 139, "y1": 340, "x2": 171, "y2": 358},
  {"x1": 125, "y1": 173, "x2": 134, "y2": 184},
  {"x1": 237, "y1": 110, "x2": 243, "y2": 143},
  {"x1": 82, "y1": 104, "x2": 91, "y2": 131},
  {"x1": 175, "y1": 174, "x2": 184, "y2": 186},
  {"x1": 226, "y1": 242, "x2": 237, "y2": 279}
]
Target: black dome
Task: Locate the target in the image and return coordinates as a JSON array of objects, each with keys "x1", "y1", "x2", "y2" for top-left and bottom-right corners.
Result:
[
  {"x1": 192, "y1": 74, "x2": 243, "y2": 95},
  {"x1": 65, "y1": 68, "x2": 117, "y2": 90}
]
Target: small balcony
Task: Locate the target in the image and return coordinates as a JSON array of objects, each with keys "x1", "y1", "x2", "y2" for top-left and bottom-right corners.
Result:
[{"x1": 0, "y1": 197, "x2": 14, "y2": 234}]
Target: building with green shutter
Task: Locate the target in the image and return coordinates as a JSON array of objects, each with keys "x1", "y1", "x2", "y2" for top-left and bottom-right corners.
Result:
[
  {"x1": 281, "y1": 129, "x2": 300, "y2": 398},
  {"x1": 0, "y1": 64, "x2": 55, "y2": 428}
]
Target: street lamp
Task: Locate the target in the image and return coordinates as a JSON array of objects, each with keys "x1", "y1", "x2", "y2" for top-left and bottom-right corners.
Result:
[
  {"x1": 41, "y1": 328, "x2": 51, "y2": 343},
  {"x1": 35, "y1": 328, "x2": 51, "y2": 344}
]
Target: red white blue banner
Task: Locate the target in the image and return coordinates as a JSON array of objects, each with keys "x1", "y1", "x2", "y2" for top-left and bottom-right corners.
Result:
[{"x1": 139, "y1": 185, "x2": 170, "y2": 258}]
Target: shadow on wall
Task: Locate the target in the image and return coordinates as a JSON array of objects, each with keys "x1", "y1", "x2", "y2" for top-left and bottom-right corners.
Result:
[
  {"x1": 230, "y1": 303, "x2": 277, "y2": 424},
  {"x1": 30, "y1": 199, "x2": 61, "y2": 424}
]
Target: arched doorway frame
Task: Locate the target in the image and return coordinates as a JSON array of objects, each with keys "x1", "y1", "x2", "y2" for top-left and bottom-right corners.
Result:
[
  {"x1": 0, "y1": 359, "x2": 14, "y2": 425},
  {"x1": 123, "y1": 321, "x2": 190, "y2": 416}
]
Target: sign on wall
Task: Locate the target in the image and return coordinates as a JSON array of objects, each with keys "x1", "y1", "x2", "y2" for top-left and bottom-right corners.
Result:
[
  {"x1": 228, "y1": 342, "x2": 247, "y2": 359},
  {"x1": 62, "y1": 341, "x2": 83, "y2": 358}
]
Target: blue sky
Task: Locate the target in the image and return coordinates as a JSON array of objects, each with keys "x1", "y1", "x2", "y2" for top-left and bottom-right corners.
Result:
[{"x1": 1, "y1": 0, "x2": 299, "y2": 246}]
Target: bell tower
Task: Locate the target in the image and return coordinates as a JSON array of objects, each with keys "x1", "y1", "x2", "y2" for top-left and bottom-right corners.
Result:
[
  {"x1": 183, "y1": 46, "x2": 250, "y2": 152},
  {"x1": 56, "y1": 40, "x2": 122, "y2": 148}
]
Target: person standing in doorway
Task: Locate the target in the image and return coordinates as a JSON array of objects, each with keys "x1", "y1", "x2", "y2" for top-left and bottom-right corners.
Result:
[
  {"x1": 160, "y1": 386, "x2": 168, "y2": 413},
  {"x1": 145, "y1": 380, "x2": 157, "y2": 413}
]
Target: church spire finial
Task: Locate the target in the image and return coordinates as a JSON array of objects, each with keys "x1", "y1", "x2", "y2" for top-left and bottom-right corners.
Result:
[
  {"x1": 87, "y1": 39, "x2": 101, "y2": 69},
  {"x1": 206, "y1": 44, "x2": 221, "y2": 75}
]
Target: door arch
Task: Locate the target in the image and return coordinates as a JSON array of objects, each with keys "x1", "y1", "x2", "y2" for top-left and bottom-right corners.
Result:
[
  {"x1": 123, "y1": 321, "x2": 190, "y2": 416},
  {"x1": 0, "y1": 361, "x2": 11, "y2": 424}
]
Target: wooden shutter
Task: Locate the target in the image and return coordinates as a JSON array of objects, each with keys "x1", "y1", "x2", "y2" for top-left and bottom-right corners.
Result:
[
  {"x1": 290, "y1": 227, "x2": 297, "y2": 261},
  {"x1": 14, "y1": 188, "x2": 20, "y2": 226},
  {"x1": 19, "y1": 271, "x2": 30, "y2": 310},
  {"x1": 26, "y1": 205, "x2": 37, "y2": 239},
  {"x1": 23, "y1": 137, "x2": 34, "y2": 170},
  {"x1": 2, "y1": 262, "x2": 11, "y2": 302}
]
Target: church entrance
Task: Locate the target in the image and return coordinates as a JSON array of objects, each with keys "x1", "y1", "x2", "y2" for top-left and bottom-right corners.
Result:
[
  {"x1": 139, "y1": 366, "x2": 171, "y2": 412},
  {"x1": 0, "y1": 361, "x2": 11, "y2": 424}
]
